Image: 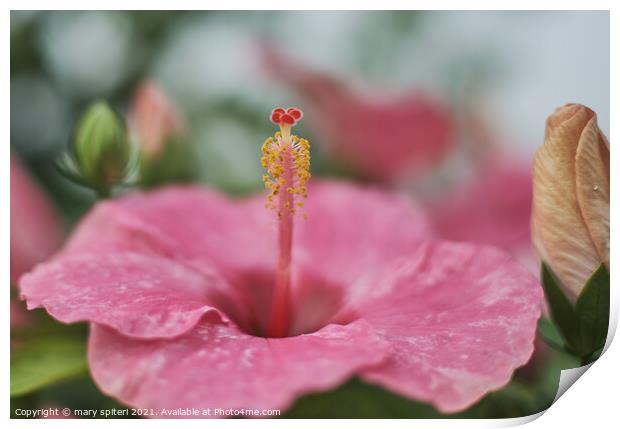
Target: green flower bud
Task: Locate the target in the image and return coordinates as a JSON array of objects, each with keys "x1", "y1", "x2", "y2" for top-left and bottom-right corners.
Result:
[{"x1": 70, "y1": 101, "x2": 132, "y2": 196}]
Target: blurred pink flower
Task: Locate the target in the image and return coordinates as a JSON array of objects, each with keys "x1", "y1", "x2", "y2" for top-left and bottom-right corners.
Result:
[
  {"x1": 10, "y1": 154, "x2": 63, "y2": 284},
  {"x1": 11, "y1": 154, "x2": 63, "y2": 327},
  {"x1": 262, "y1": 48, "x2": 455, "y2": 182},
  {"x1": 425, "y1": 156, "x2": 535, "y2": 270},
  {"x1": 21, "y1": 181, "x2": 541, "y2": 414},
  {"x1": 128, "y1": 81, "x2": 186, "y2": 158}
]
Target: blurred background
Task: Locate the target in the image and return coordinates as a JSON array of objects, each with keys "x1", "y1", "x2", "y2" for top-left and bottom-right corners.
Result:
[
  {"x1": 11, "y1": 11, "x2": 609, "y2": 210},
  {"x1": 10, "y1": 10, "x2": 609, "y2": 418}
]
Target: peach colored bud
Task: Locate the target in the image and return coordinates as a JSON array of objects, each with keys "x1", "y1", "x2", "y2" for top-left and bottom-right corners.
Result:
[
  {"x1": 128, "y1": 81, "x2": 185, "y2": 158},
  {"x1": 532, "y1": 104, "x2": 609, "y2": 300}
]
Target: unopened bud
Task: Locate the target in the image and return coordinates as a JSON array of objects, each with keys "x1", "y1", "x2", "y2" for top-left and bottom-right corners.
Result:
[
  {"x1": 67, "y1": 101, "x2": 132, "y2": 196},
  {"x1": 128, "y1": 82, "x2": 193, "y2": 186},
  {"x1": 532, "y1": 103, "x2": 610, "y2": 300}
]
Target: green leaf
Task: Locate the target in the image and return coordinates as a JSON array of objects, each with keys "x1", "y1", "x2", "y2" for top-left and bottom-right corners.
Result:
[
  {"x1": 540, "y1": 263, "x2": 582, "y2": 353},
  {"x1": 11, "y1": 334, "x2": 88, "y2": 397},
  {"x1": 575, "y1": 264, "x2": 610, "y2": 362}
]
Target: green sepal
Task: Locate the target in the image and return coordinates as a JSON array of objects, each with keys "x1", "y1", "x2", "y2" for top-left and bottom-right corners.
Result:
[
  {"x1": 540, "y1": 263, "x2": 610, "y2": 363},
  {"x1": 575, "y1": 264, "x2": 610, "y2": 363},
  {"x1": 540, "y1": 263, "x2": 582, "y2": 354}
]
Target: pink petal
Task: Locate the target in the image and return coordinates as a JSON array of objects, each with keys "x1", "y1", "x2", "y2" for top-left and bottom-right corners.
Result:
[
  {"x1": 62, "y1": 186, "x2": 277, "y2": 277},
  {"x1": 290, "y1": 181, "x2": 432, "y2": 333},
  {"x1": 426, "y1": 157, "x2": 535, "y2": 270},
  {"x1": 429, "y1": 158, "x2": 532, "y2": 249},
  {"x1": 297, "y1": 182, "x2": 431, "y2": 272},
  {"x1": 20, "y1": 252, "x2": 231, "y2": 338},
  {"x1": 89, "y1": 316, "x2": 390, "y2": 415},
  {"x1": 334, "y1": 97, "x2": 454, "y2": 182},
  {"x1": 55, "y1": 186, "x2": 278, "y2": 334},
  {"x1": 63, "y1": 181, "x2": 428, "y2": 279},
  {"x1": 358, "y1": 241, "x2": 542, "y2": 412},
  {"x1": 11, "y1": 154, "x2": 63, "y2": 283}
]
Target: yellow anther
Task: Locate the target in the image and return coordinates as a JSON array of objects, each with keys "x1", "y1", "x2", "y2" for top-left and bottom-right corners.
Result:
[{"x1": 261, "y1": 130, "x2": 311, "y2": 218}]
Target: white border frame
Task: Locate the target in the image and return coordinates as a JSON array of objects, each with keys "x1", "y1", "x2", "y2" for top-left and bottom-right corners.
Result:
[{"x1": 3, "y1": 2, "x2": 616, "y2": 428}]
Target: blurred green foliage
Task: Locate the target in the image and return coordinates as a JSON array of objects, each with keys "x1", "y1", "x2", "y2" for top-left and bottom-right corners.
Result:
[
  {"x1": 11, "y1": 334, "x2": 88, "y2": 397},
  {"x1": 11, "y1": 11, "x2": 430, "y2": 226},
  {"x1": 11, "y1": 309, "x2": 89, "y2": 398}
]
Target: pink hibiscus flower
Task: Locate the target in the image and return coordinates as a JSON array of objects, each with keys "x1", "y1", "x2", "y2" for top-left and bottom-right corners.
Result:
[
  {"x1": 20, "y1": 110, "x2": 541, "y2": 415},
  {"x1": 262, "y1": 48, "x2": 454, "y2": 183}
]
